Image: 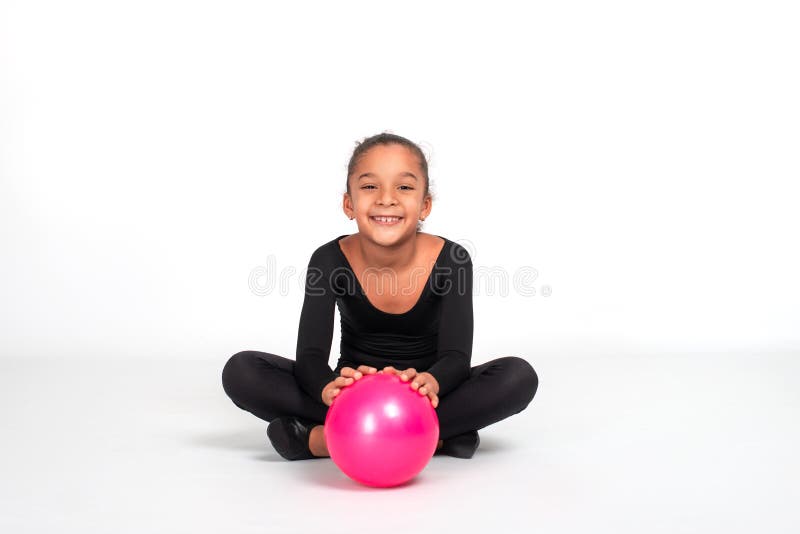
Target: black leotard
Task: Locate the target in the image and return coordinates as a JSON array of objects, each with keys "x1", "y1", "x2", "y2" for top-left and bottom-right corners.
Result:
[{"x1": 294, "y1": 234, "x2": 474, "y2": 403}]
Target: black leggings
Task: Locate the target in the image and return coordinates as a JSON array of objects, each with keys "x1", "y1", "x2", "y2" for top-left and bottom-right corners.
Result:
[{"x1": 221, "y1": 351, "x2": 539, "y2": 441}]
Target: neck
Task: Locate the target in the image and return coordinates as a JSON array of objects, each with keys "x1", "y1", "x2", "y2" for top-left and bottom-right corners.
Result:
[{"x1": 357, "y1": 233, "x2": 419, "y2": 271}]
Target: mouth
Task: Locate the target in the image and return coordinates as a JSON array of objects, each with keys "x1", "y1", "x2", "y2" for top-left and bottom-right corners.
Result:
[{"x1": 369, "y1": 216, "x2": 403, "y2": 226}]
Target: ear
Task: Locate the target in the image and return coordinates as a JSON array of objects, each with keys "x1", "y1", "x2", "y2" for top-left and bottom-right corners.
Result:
[
  {"x1": 342, "y1": 192, "x2": 355, "y2": 219},
  {"x1": 420, "y1": 193, "x2": 432, "y2": 220}
]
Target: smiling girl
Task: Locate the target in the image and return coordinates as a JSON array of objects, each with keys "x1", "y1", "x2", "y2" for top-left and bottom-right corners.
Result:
[{"x1": 222, "y1": 132, "x2": 539, "y2": 461}]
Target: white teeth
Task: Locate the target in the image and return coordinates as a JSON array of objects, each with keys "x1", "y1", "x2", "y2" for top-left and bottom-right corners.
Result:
[{"x1": 372, "y1": 216, "x2": 401, "y2": 223}]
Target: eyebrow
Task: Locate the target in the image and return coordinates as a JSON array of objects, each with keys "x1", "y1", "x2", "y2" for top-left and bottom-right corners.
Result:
[{"x1": 357, "y1": 172, "x2": 418, "y2": 181}]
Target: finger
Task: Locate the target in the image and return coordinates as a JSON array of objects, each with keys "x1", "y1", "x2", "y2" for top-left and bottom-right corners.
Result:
[
  {"x1": 430, "y1": 393, "x2": 439, "y2": 408},
  {"x1": 357, "y1": 365, "x2": 377, "y2": 375},
  {"x1": 410, "y1": 373, "x2": 428, "y2": 390},
  {"x1": 415, "y1": 376, "x2": 434, "y2": 395},
  {"x1": 340, "y1": 367, "x2": 362, "y2": 380},
  {"x1": 414, "y1": 373, "x2": 437, "y2": 394},
  {"x1": 382, "y1": 366, "x2": 399, "y2": 375},
  {"x1": 399, "y1": 368, "x2": 417, "y2": 382},
  {"x1": 335, "y1": 376, "x2": 354, "y2": 386}
]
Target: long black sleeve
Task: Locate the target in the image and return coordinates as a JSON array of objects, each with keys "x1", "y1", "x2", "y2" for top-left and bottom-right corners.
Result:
[
  {"x1": 294, "y1": 247, "x2": 338, "y2": 404},
  {"x1": 426, "y1": 248, "x2": 473, "y2": 397}
]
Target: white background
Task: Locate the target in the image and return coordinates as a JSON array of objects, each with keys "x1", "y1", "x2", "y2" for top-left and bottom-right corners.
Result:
[{"x1": 2, "y1": 1, "x2": 798, "y2": 363}]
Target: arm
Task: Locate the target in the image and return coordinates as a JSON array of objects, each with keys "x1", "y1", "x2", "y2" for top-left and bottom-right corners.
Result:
[
  {"x1": 426, "y1": 249, "x2": 473, "y2": 397},
  {"x1": 294, "y1": 248, "x2": 338, "y2": 403}
]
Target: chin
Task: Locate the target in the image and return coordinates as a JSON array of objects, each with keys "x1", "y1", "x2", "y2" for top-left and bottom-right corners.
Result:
[{"x1": 361, "y1": 222, "x2": 412, "y2": 242}]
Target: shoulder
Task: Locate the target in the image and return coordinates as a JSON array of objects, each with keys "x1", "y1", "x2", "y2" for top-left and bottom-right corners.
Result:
[
  {"x1": 426, "y1": 234, "x2": 472, "y2": 267},
  {"x1": 303, "y1": 236, "x2": 354, "y2": 292},
  {"x1": 427, "y1": 235, "x2": 473, "y2": 296},
  {"x1": 307, "y1": 235, "x2": 348, "y2": 270}
]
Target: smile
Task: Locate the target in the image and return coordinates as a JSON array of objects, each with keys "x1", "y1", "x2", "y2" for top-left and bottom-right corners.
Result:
[{"x1": 370, "y1": 216, "x2": 403, "y2": 225}]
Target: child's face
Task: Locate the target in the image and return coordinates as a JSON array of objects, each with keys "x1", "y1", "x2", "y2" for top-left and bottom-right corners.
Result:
[{"x1": 343, "y1": 144, "x2": 432, "y2": 241}]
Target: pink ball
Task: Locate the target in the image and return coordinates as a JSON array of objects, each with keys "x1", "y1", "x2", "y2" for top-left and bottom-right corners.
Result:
[{"x1": 324, "y1": 372, "x2": 440, "y2": 487}]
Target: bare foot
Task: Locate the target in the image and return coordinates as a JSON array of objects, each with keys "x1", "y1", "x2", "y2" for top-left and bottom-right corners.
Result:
[{"x1": 309, "y1": 425, "x2": 329, "y2": 457}]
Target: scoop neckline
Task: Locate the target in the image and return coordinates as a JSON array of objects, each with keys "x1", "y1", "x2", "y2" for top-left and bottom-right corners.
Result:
[{"x1": 334, "y1": 234, "x2": 448, "y2": 316}]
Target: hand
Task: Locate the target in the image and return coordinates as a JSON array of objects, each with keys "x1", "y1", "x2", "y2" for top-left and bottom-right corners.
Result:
[
  {"x1": 382, "y1": 366, "x2": 439, "y2": 409},
  {"x1": 321, "y1": 365, "x2": 378, "y2": 407}
]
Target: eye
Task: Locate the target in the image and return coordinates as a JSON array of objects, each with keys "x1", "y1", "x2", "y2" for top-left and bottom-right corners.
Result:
[{"x1": 360, "y1": 184, "x2": 414, "y2": 191}]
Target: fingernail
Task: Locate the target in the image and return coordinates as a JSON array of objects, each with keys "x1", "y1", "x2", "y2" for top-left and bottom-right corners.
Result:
[{"x1": 400, "y1": 374, "x2": 407, "y2": 381}]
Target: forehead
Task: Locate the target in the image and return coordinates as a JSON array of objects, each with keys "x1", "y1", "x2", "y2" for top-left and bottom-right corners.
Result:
[{"x1": 355, "y1": 144, "x2": 420, "y2": 171}]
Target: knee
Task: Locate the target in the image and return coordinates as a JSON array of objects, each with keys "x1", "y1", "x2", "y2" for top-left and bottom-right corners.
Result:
[
  {"x1": 221, "y1": 351, "x2": 258, "y2": 403},
  {"x1": 500, "y1": 356, "x2": 539, "y2": 409}
]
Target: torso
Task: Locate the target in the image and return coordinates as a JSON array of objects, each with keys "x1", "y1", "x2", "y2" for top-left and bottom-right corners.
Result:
[{"x1": 338, "y1": 233, "x2": 446, "y2": 315}]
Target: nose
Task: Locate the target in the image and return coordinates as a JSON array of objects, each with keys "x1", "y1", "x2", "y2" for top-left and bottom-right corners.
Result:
[{"x1": 378, "y1": 189, "x2": 398, "y2": 206}]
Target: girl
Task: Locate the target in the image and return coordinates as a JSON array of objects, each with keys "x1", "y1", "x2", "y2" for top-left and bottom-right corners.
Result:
[{"x1": 222, "y1": 132, "x2": 539, "y2": 461}]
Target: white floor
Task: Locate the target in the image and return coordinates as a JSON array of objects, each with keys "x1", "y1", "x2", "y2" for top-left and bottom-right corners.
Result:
[{"x1": 1, "y1": 351, "x2": 798, "y2": 533}]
